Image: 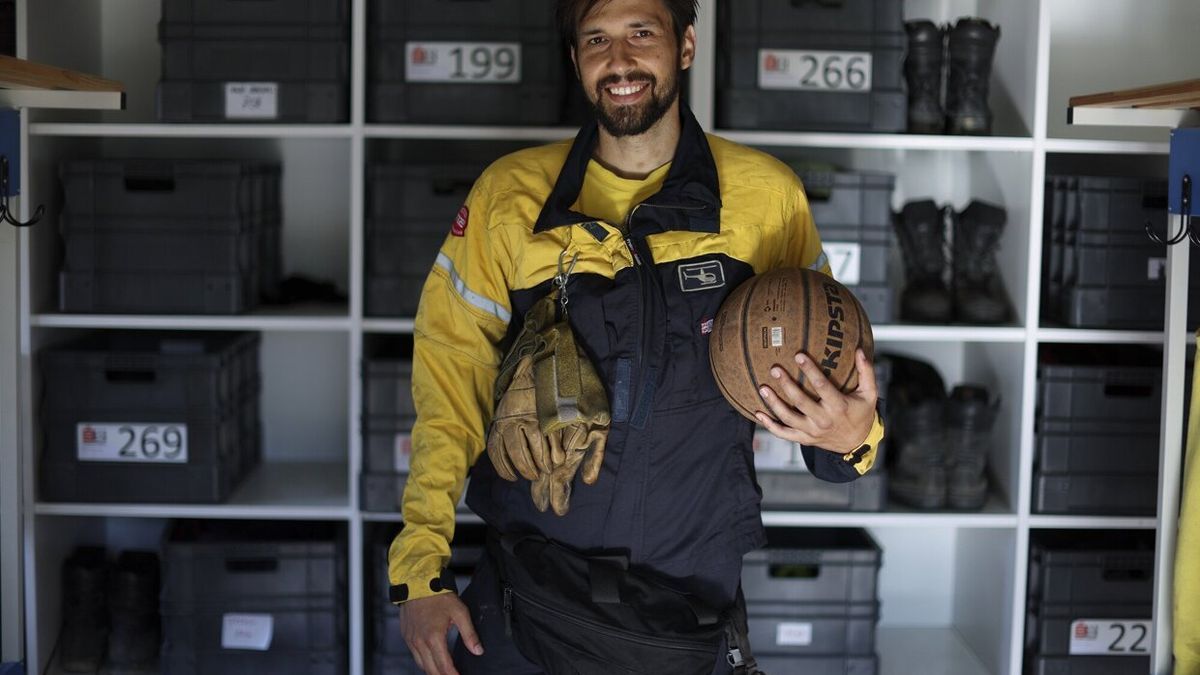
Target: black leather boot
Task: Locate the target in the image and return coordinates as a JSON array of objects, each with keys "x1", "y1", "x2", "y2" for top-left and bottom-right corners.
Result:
[
  {"x1": 60, "y1": 547, "x2": 109, "y2": 673},
  {"x1": 904, "y1": 20, "x2": 946, "y2": 134},
  {"x1": 943, "y1": 384, "x2": 997, "y2": 510},
  {"x1": 894, "y1": 200, "x2": 953, "y2": 323},
  {"x1": 946, "y1": 18, "x2": 1000, "y2": 135},
  {"x1": 105, "y1": 551, "x2": 161, "y2": 674},
  {"x1": 951, "y1": 200, "x2": 1014, "y2": 324}
]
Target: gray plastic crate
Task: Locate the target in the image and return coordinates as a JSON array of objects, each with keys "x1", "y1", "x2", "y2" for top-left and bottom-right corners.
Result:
[
  {"x1": 1035, "y1": 419, "x2": 1158, "y2": 475},
  {"x1": 367, "y1": 223, "x2": 447, "y2": 278},
  {"x1": 754, "y1": 654, "x2": 877, "y2": 675},
  {"x1": 1059, "y1": 286, "x2": 1200, "y2": 329},
  {"x1": 742, "y1": 527, "x2": 881, "y2": 605},
  {"x1": 716, "y1": 0, "x2": 905, "y2": 132},
  {"x1": 61, "y1": 269, "x2": 256, "y2": 314},
  {"x1": 363, "y1": 415, "x2": 415, "y2": 474},
  {"x1": 60, "y1": 159, "x2": 262, "y2": 219},
  {"x1": 1028, "y1": 534, "x2": 1155, "y2": 606},
  {"x1": 62, "y1": 219, "x2": 256, "y2": 274},
  {"x1": 746, "y1": 601, "x2": 878, "y2": 656},
  {"x1": 1029, "y1": 602, "x2": 1153, "y2": 656},
  {"x1": 371, "y1": 653, "x2": 420, "y2": 675},
  {"x1": 366, "y1": 0, "x2": 565, "y2": 125},
  {"x1": 162, "y1": 0, "x2": 348, "y2": 26},
  {"x1": 368, "y1": 164, "x2": 480, "y2": 222},
  {"x1": 1037, "y1": 359, "x2": 1161, "y2": 423},
  {"x1": 161, "y1": 38, "x2": 349, "y2": 82},
  {"x1": 163, "y1": 596, "x2": 344, "y2": 651},
  {"x1": 757, "y1": 469, "x2": 887, "y2": 511},
  {"x1": 163, "y1": 520, "x2": 346, "y2": 603},
  {"x1": 1034, "y1": 474, "x2": 1157, "y2": 516},
  {"x1": 363, "y1": 358, "x2": 415, "y2": 417},
  {"x1": 163, "y1": 646, "x2": 346, "y2": 675},
  {"x1": 851, "y1": 283, "x2": 893, "y2": 324},
  {"x1": 1029, "y1": 655, "x2": 1149, "y2": 675},
  {"x1": 803, "y1": 171, "x2": 895, "y2": 229},
  {"x1": 158, "y1": 80, "x2": 349, "y2": 123}
]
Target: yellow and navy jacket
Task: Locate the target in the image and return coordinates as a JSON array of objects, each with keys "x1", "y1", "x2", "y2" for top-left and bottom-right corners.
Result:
[{"x1": 388, "y1": 106, "x2": 885, "y2": 607}]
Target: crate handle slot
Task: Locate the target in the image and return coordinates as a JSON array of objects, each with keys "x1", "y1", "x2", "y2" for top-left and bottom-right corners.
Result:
[
  {"x1": 123, "y1": 175, "x2": 176, "y2": 193},
  {"x1": 224, "y1": 557, "x2": 279, "y2": 573},
  {"x1": 1103, "y1": 382, "x2": 1154, "y2": 399},
  {"x1": 767, "y1": 563, "x2": 821, "y2": 579},
  {"x1": 1103, "y1": 566, "x2": 1149, "y2": 582},
  {"x1": 104, "y1": 369, "x2": 156, "y2": 383},
  {"x1": 791, "y1": 0, "x2": 845, "y2": 7},
  {"x1": 431, "y1": 178, "x2": 473, "y2": 196}
]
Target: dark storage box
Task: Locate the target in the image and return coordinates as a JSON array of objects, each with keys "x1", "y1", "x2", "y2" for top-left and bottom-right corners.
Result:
[
  {"x1": 161, "y1": 0, "x2": 348, "y2": 26},
  {"x1": 746, "y1": 601, "x2": 879, "y2": 656},
  {"x1": 757, "y1": 470, "x2": 887, "y2": 512},
  {"x1": 158, "y1": 80, "x2": 349, "y2": 123},
  {"x1": 716, "y1": 0, "x2": 905, "y2": 132},
  {"x1": 742, "y1": 527, "x2": 881, "y2": 605},
  {"x1": 161, "y1": 38, "x2": 349, "y2": 82},
  {"x1": 367, "y1": 0, "x2": 565, "y2": 125}
]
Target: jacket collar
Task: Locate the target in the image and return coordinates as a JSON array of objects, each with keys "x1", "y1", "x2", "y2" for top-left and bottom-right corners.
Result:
[{"x1": 533, "y1": 104, "x2": 722, "y2": 236}]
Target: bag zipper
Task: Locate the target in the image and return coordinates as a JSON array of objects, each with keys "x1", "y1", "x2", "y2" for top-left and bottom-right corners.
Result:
[{"x1": 501, "y1": 582, "x2": 716, "y2": 655}]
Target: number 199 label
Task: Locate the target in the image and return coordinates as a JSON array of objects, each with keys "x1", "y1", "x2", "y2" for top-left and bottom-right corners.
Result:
[
  {"x1": 759, "y1": 50, "x2": 872, "y2": 92},
  {"x1": 77, "y1": 423, "x2": 188, "y2": 463},
  {"x1": 406, "y1": 42, "x2": 522, "y2": 83}
]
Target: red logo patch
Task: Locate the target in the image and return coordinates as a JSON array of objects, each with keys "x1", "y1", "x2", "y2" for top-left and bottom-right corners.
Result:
[{"x1": 452, "y1": 205, "x2": 469, "y2": 237}]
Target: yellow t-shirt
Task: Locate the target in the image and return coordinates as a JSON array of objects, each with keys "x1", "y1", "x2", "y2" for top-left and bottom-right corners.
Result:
[{"x1": 574, "y1": 159, "x2": 671, "y2": 231}]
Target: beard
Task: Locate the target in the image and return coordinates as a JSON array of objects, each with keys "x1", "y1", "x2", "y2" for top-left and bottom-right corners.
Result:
[{"x1": 587, "y1": 68, "x2": 681, "y2": 137}]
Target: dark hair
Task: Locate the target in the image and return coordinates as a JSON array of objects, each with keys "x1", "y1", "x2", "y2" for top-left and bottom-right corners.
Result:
[{"x1": 556, "y1": 0, "x2": 698, "y2": 51}]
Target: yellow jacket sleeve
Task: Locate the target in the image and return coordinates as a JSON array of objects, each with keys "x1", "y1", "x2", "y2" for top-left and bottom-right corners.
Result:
[
  {"x1": 1175, "y1": 352, "x2": 1200, "y2": 673},
  {"x1": 386, "y1": 179, "x2": 512, "y2": 604}
]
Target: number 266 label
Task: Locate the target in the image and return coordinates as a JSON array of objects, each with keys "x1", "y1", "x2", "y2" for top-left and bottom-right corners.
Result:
[
  {"x1": 1069, "y1": 619, "x2": 1152, "y2": 656},
  {"x1": 759, "y1": 50, "x2": 872, "y2": 92},
  {"x1": 77, "y1": 423, "x2": 188, "y2": 463}
]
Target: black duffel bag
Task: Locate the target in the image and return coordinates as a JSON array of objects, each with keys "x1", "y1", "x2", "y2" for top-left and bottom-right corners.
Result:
[{"x1": 490, "y1": 530, "x2": 760, "y2": 675}]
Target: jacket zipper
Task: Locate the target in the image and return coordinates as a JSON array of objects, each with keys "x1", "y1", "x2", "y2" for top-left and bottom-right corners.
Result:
[{"x1": 501, "y1": 582, "x2": 716, "y2": 654}]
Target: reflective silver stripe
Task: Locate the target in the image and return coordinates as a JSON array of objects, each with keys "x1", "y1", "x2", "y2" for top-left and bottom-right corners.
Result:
[
  {"x1": 809, "y1": 250, "x2": 829, "y2": 271},
  {"x1": 435, "y1": 253, "x2": 512, "y2": 323}
]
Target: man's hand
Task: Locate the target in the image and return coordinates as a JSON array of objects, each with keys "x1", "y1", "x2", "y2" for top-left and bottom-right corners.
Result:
[
  {"x1": 399, "y1": 593, "x2": 483, "y2": 675},
  {"x1": 755, "y1": 349, "x2": 878, "y2": 454}
]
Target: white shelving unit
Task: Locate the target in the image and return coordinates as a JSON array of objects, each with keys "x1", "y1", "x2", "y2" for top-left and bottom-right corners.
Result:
[{"x1": 11, "y1": 1, "x2": 1196, "y2": 674}]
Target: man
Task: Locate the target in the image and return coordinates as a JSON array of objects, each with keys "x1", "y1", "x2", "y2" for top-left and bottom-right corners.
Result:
[{"x1": 390, "y1": 1, "x2": 885, "y2": 673}]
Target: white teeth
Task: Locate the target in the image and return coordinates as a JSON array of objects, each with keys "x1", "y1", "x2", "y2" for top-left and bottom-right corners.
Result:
[{"x1": 608, "y1": 83, "x2": 646, "y2": 96}]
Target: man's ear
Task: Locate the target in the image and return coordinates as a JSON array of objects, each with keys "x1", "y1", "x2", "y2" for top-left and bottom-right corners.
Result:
[{"x1": 680, "y1": 24, "x2": 696, "y2": 70}]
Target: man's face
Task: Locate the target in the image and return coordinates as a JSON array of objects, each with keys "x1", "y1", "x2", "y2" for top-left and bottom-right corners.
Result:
[{"x1": 571, "y1": 0, "x2": 696, "y2": 137}]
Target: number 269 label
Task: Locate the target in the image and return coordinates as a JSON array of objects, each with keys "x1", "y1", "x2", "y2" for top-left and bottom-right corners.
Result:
[
  {"x1": 759, "y1": 50, "x2": 872, "y2": 92},
  {"x1": 77, "y1": 423, "x2": 188, "y2": 463},
  {"x1": 1069, "y1": 619, "x2": 1152, "y2": 656}
]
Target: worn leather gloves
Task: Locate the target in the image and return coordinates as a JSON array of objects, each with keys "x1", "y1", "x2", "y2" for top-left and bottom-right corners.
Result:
[{"x1": 487, "y1": 296, "x2": 610, "y2": 516}]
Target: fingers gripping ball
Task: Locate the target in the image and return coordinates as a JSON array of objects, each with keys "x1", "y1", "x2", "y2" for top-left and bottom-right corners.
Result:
[{"x1": 709, "y1": 268, "x2": 874, "y2": 422}]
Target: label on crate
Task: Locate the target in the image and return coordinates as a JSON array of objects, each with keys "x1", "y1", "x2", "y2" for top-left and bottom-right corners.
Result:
[
  {"x1": 1148, "y1": 257, "x2": 1167, "y2": 281},
  {"x1": 225, "y1": 82, "x2": 279, "y2": 120},
  {"x1": 758, "y1": 50, "x2": 873, "y2": 92},
  {"x1": 775, "y1": 622, "x2": 813, "y2": 646},
  {"x1": 221, "y1": 613, "x2": 274, "y2": 651},
  {"x1": 406, "y1": 42, "x2": 522, "y2": 83},
  {"x1": 823, "y1": 242, "x2": 862, "y2": 285},
  {"x1": 76, "y1": 423, "x2": 188, "y2": 463},
  {"x1": 1068, "y1": 619, "x2": 1152, "y2": 656},
  {"x1": 394, "y1": 432, "x2": 413, "y2": 473}
]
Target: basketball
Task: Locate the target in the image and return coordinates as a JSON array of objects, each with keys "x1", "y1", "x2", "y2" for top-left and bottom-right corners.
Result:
[{"x1": 709, "y1": 268, "x2": 874, "y2": 423}]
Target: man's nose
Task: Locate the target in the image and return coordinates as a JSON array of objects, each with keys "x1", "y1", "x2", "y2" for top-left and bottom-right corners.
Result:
[{"x1": 607, "y1": 40, "x2": 636, "y2": 76}]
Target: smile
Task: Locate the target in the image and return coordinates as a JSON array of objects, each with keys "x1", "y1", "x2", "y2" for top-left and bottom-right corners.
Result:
[{"x1": 607, "y1": 83, "x2": 648, "y2": 96}]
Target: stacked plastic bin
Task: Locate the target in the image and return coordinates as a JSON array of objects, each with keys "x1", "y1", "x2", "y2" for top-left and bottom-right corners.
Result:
[
  {"x1": 157, "y1": 0, "x2": 350, "y2": 123},
  {"x1": 367, "y1": 0, "x2": 565, "y2": 125},
  {"x1": 1025, "y1": 531, "x2": 1154, "y2": 675},
  {"x1": 39, "y1": 331, "x2": 261, "y2": 504},
  {"x1": 367, "y1": 524, "x2": 485, "y2": 674},
  {"x1": 754, "y1": 360, "x2": 891, "y2": 511},
  {"x1": 798, "y1": 168, "x2": 897, "y2": 323},
  {"x1": 1041, "y1": 174, "x2": 1200, "y2": 329},
  {"x1": 1033, "y1": 345, "x2": 1161, "y2": 516},
  {"x1": 743, "y1": 528, "x2": 882, "y2": 674},
  {"x1": 0, "y1": 0, "x2": 14, "y2": 57},
  {"x1": 360, "y1": 349, "x2": 416, "y2": 512},
  {"x1": 716, "y1": 0, "x2": 906, "y2": 132},
  {"x1": 58, "y1": 159, "x2": 282, "y2": 315},
  {"x1": 161, "y1": 520, "x2": 347, "y2": 674},
  {"x1": 364, "y1": 162, "x2": 482, "y2": 318}
]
